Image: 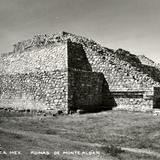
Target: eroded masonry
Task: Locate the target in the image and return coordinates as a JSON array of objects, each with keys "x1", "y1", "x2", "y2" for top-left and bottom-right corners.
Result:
[{"x1": 1, "y1": 31, "x2": 160, "y2": 113}]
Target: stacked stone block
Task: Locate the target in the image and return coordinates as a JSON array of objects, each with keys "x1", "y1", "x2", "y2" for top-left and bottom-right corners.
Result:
[
  {"x1": 0, "y1": 42, "x2": 67, "y2": 74},
  {"x1": 0, "y1": 39, "x2": 112, "y2": 113},
  {"x1": 68, "y1": 69, "x2": 113, "y2": 111},
  {"x1": 1, "y1": 31, "x2": 160, "y2": 112},
  {"x1": 0, "y1": 70, "x2": 68, "y2": 113}
]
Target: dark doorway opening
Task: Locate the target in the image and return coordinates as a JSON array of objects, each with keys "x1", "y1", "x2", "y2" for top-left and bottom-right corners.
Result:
[{"x1": 154, "y1": 98, "x2": 160, "y2": 109}]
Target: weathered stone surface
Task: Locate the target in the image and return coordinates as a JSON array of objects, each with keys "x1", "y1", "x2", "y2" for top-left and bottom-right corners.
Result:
[
  {"x1": 1, "y1": 31, "x2": 160, "y2": 112},
  {"x1": 68, "y1": 69, "x2": 115, "y2": 112},
  {"x1": 0, "y1": 43, "x2": 67, "y2": 74},
  {"x1": 0, "y1": 70, "x2": 68, "y2": 113}
]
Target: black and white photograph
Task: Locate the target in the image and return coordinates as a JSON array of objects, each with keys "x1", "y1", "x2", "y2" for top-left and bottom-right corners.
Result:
[{"x1": 0, "y1": 0, "x2": 160, "y2": 159}]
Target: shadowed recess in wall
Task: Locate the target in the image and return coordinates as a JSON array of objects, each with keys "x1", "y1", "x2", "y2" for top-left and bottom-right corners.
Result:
[
  {"x1": 68, "y1": 71, "x2": 117, "y2": 113},
  {"x1": 68, "y1": 41, "x2": 92, "y2": 71}
]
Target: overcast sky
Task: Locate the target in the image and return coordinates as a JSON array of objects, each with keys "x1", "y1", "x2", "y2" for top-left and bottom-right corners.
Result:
[{"x1": 0, "y1": 0, "x2": 160, "y2": 62}]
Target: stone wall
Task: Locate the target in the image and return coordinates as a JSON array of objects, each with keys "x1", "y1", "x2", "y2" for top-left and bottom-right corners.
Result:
[
  {"x1": 113, "y1": 97, "x2": 153, "y2": 112},
  {"x1": 0, "y1": 42, "x2": 67, "y2": 74},
  {"x1": 65, "y1": 38, "x2": 160, "y2": 111},
  {"x1": 0, "y1": 39, "x2": 111, "y2": 113},
  {"x1": 112, "y1": 91, "x2": 153, "y2": 111},
  {"x1": 0, "y1": 68, "x2": 112, "y2": 113},
  {"x1": 1, "y1": 31, "x2": 160, "y2": 112},
  {"x1": 9, "y1": 32, "x2": 160, "y2": 91},
  {"x1": 68, "y1": 69, "x2": 115, "y2": 111},
  {"x1": 0, "y1": 70, "x2": 68, "y2": 113},
  {"x1": 112, "y1": 87, "x2": 160, "y2": 111},
  {"x1": 83, "y1": 48, "x2": 159, "y2": 92}
]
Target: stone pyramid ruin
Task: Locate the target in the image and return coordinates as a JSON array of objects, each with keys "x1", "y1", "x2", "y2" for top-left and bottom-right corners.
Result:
[{"x1": 0, "y1": 31, "x2": 160, "y2": 113}]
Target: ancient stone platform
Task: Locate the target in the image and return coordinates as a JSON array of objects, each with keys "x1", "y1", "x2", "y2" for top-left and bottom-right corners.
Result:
[{"x1": 0, "y1": 31, "x2": 160, "y2": 113}]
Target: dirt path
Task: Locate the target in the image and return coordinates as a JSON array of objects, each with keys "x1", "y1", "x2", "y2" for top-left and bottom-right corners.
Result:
[{"x1": 121, "y1": 147, "x2": 160, "y2": 158}]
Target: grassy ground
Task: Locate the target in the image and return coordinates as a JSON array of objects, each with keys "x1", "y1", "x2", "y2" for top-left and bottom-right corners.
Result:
[{"x1": 0, "y1": 110, "x2": 160, "y2": 159}]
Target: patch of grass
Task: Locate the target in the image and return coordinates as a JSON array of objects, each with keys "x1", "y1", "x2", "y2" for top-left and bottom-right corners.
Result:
[
  {"x1": 118, "y1": 152, "x2": 160, "y2": 160},
  {"x1": 12, "y1": 133, "x2": 24, "y2": 139},
  {"x1": 101, "y1": 144, "x2": 125, "y2": 157},
  {"x1": 45, "y1": 129, "x2": 57, "y2": 135},
  {"x1": 1, "y1": 111, "x2": 160, "y2": 160},
  {"x1": 0, "y1": 110, "x2": 33, "y2": 117}
]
